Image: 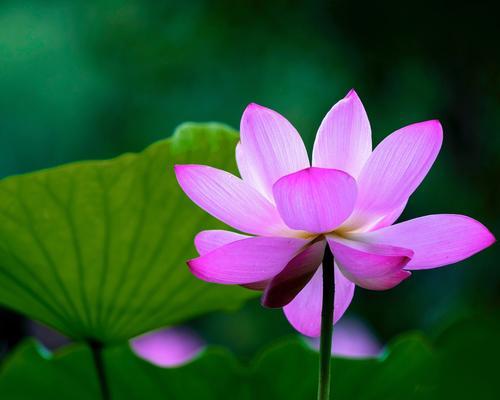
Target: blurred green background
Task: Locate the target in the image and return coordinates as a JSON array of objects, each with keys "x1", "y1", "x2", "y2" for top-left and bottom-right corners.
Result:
[{"x1": 0, "y1": 0, "x2": 498, "y2": 359}]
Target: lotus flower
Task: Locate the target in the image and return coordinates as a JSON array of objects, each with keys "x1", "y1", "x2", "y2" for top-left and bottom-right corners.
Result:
[{"x1": 175, "y1": 89, "x2": 495, "y2": 337}]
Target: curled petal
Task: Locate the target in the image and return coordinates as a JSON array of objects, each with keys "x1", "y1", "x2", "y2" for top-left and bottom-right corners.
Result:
[
  {"x1": 283, "y1": 264, "x2": 355, "y2": 337},
  {"x1": 327, "y1": 236, "x2": 412, "y2": 290},
  {"x1": 349, "y1": 214, "x2": 496, "y2": 270},
  {"x1": 238, "y1": 103, "x2": 310, "y2": 200},
  {"x1": 312, "y1": 89, "x2": 372, "y2": 178},
  {"x1": 194, "y1": 230, "x2": 250, "y2": 255},
  {"x1": 346, "y1": 120, "x2": 442, "y2": 229},
  {"x1": 273, "y1": 167, "x2": 357, "y2": 234},
  {"x1": 262, "y1": 240, "x2": 325, "y2": 308},
  {"x1": 187, "y1": 236, "x2": 308, "y2": 284},
  {"x1": 175, "y1": 164, "x2": 288, "y2": 236}
]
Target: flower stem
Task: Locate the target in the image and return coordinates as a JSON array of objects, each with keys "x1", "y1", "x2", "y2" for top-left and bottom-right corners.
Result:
[
  {"x1": 89, "y1": 340, "x2": 110, "y2": 400},
  {"x1": 318, "y1": 245, "x2": 335, "y2": 400}
]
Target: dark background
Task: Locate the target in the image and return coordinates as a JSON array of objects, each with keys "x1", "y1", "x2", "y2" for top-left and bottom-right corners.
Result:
[{"x1": 0, "y1": 0, "x2": 498, "y2": 359}]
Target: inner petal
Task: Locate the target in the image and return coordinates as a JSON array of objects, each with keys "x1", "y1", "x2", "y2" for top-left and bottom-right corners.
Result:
[
  {"x1": 238, "y1": 103, "x2": 310, "y2": 201},
  {"x1": 272, "y1": 167, "x2": 357, "y2": 234}
]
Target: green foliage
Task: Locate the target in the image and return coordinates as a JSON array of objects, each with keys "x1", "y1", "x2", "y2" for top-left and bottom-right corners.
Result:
[
  {"x1": 2, "y1": 317, "x2": 497, "y2": 399},
  {"x1": 0, "y1": 339, "x2": 245, "y2": 400},
  {"x1": 0, "y1": 123, "x2": 257, "y2": 343},
  {"x1": 0, "y1": 334, "x2": 432, "y2": 400},
  {"x1": 252, "y1": 334, "x2": 434, "y2": 400},
  {"x1": 433, "y1": 316, "x2": 500, "y2": 400}
]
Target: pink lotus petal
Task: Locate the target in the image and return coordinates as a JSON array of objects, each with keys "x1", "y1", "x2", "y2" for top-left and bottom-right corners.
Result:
[
  {"x1": 175, "y1": 164, "x2": 288, "y2": 236},
  {"x1": 235, "y1": 142, "x2": 270, "y2": 200},
  {"x1": 188, "y1": 236, "x2": 308, "y2": 284},
  {"x1": 369, "y1": 200, "x2": 408, "y2": 231},
  {"x1": 131, "y1": 327, "x2": 204, "y2": 367},
  {"x1": 308, "y1": 317, "x2": 382, "y2": 358},
  {"x1": 273, "y1": 167, "x2": 357, "y2": 234},
  {"x1": 194, "y1": 230, "x2": 250, "y2": 255},
  {"x1": 238, "y1": 103, "x2": 310, "y2": 200},
  {"x1": 262, "y1": 240, "x2": 325, "y2": 308},
  {"x1": 349, "y1": 214, "x2": 496, "y2": 270},
  {"x1": 312, "y1": 89, "x2": 372, "y2": 178},
  {"x1": 327, "y1": 236, "x2": 412, "y2": 290},
  {"x1": 345, "y1": 120, "x2": 442, "y2": 230},
  {"x1": 283, "y1": 264, "x2": 355, "y2": 337}
]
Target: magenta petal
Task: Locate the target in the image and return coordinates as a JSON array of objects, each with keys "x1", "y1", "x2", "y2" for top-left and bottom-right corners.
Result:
[
  {"x1": 350, "y1": 214, "x2": 496, "y2": 270},
  {"x1": 194, "y1": 230, "x2": 250, "y2": 255},
  {"x1": 273, "y1": 167, "x2": 357, "y2": 233},
  {"x1": 283, "y1": 264, "x2": 355, "y2": 337},
  {"x1": 131, "y1": 327, "x2": 204, "y2": 367},
  {"x1": 332, "y1": 318, "x2": 382, "y2": 358},
  {"x1": 327, "y1": 236, "x2": 412, "y2": 290},
  {"x1": 312, "y1": 89, "x2": 372, "y2": 178},
  {"x1": 187, "y1": 236, "x2": 308, "y2": 284},
  {"x1": 174, "y1": 164, "x2": 287, "y2": 236},
  {"x1": 235, "y1": 142, "x2": 270, "y2": 200},
  {"x1": 239, "y1": 103, "x2": 310, "y2": 200},
  {"x1": 333, "y1": 266, "x2": 356, "y2": 326},
  {"x1": 348, "y1": 120, "x2": 442, "y2": 229},
  {"x1": 262, "y1": 240, "x2": 325, "y2": 308}
]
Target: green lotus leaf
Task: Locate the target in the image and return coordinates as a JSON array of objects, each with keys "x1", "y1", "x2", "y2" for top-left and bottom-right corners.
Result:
[
  {"x1": 4, "y1": 317, "x2": 497, "y2": 399},
  {"x1": 0, "y1": 334, "x2": 433, "y2": 400},
  {"x1": 0, "y1": 123, "x2": 257, "y2": 342},
  {"x1": 252, "y1": 334, "x2": 435, "y2": 400},
  {"x1": 0, "y1": 339, "x2": 247, "y2": 400}
]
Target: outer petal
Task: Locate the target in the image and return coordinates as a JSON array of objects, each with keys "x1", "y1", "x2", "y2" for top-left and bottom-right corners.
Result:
[
  {"x1": 195, "y1": 231, "x2": 270, "y2": 291},
  {"x1": 327, "y1": 236, "x2": 412, "y2": 290},
  {"x1": 239, "y1": 103, "x2": 310, "y2": 200},
  {"x1": 283, "y1": 264, "x2": 355, "y2": 337},
  {"x1": 273, "y1": 167, "x2": 357, "y2": 233},
  {"x1": 262, "y1": 240, "x2": 325, "y2": 308},
  {"x1": 187, "y1": 236, "x2": 308, "y2": 284},
  {"x1": 194, "y1": 230, "x2": 251, "y2": 255},
  {"x1": 312, "y1": 89, "x2": 372, "y2": 178},
  {"x1": 175, "y1": 164, "x2": 288, "y2": 236},
  {"x1": 345, "y1": 120, "x2": 442, "y2": 229},
  {"x1": 348, "y1": 214, "x2": 496, "y2": 270}
]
